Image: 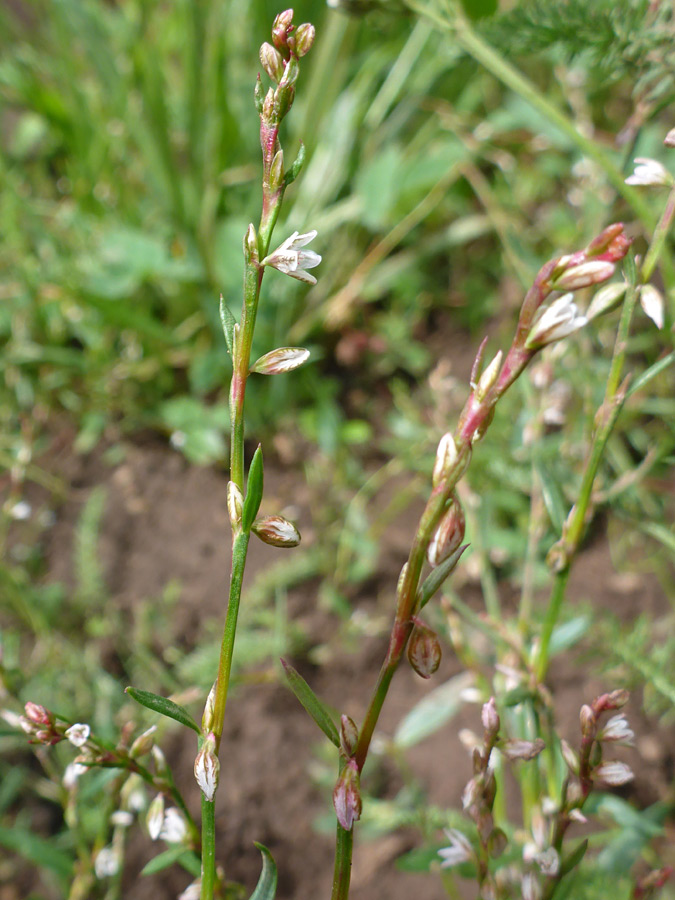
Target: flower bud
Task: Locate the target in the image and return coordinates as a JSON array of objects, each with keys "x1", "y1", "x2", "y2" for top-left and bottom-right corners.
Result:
[
  {"x1": 251, "y1": 346, "x2": 310, "y2": 375},
  {"x1": 272, "y1": 9, "x2": 294, "y2": 50},
  {"x1": 194, "y1": 733, "x2": 220, "y2": 802},
  {"x1": 333, "y1": 759, "x2": 362, "y2": 831},
  {"x1": 488, "y1": 827, "x2": 507, "y2": 858},
  {"x1": 595, "y1": 760, "x2": 634, "y2": 786},
  {"x1": 605, "y1": 688, "x2": 630, "y2": 710},
  {"x1": 340, "y1": 714, "x2": 359, "y2": 757},
  {"x1": 481, "y1": 697, "x2": 500, "y2": 737},
  {"x1": 555, "y1": 260, "x2": 616, "y2": 291},
  {"x1": 396, "y1": 562, "x2": 408, "y2": 597},
  {"x1": 560, "y1": 739, "x2": 579, "y2": 774},
  {"x1": 160, "y1": 807, "x2": 188, "y2": 843},
  {"x1": 244, "y1": 223, "x2": 258, "y2": 264},
  {"x1": 269, "y1": 149, "x2": 285, "y2": 192},
  {"x1": 500, "y1": 738, "x2": 545, "y2": 761},
  {"x1": 94, "y1": 845, "x2": 120, "y2": 879},
  {"x1": 586, "y1": 282, "x2": 627, "y2": 320},
  {"x1": 585, "y1": 222, "x2": 630, "y2": 261},
  {"x1": 252, "y1": 515, "x2": 301, "y2": 548},
  {"x1": 227, "y1": 481, "x2": 243, "y2": 529},
  {"x1": 475, "y1": 351, "x2": 502, "y2": 400},
  {"x1": 65, "y1": 723, "x2": 91, "y2": 748},
  {"x1": 665, "y1": 128, "x2": 675, "y2": 148},
  {"x1": 24, "y1": 702, "x2": 52, "y2": 725},
  {"x1": 432, "y1": 432, "x2": 457, "y2": 487},
  {"x1": 427, "y1": 499, "x2": 465, "y2": 568},
  {"x1": 579, "y1": 704, "x2": 596, "y2": 738},
  {"x1": 262, "y1": 87, "x2": 275, "y2": 121},
  {"x1": 152, "y1": 745, "x2": 168, "y2": 777},
  {"x1": 278, "y1": 54, "x2": 300, "y2": 90},
  {"x1": 202, "y1": 682, "x2": 216, "y2": 733},
  {"x1": 407, "y1": 617, "x2": 442, "y2": 679},
  {"x1": 639, "y1": 284, "x2": 664, "y2": 329},
  {"x1": 625, "y1": 157, "x2": 673, "y2": 187},
  {"x1": 438, "y1": 828, "x2": 473, "y2": 868},
  {"x1": 600, "y1": 713, "x2": 634, "y2": 745},
  {"x1": 147, "y1": 793, "x2": 165, "y2": 840},
  {"x1": 568, "y1": 808, "x2": 587, "y2": 824},
  {"x1": 525, "y1": 294, "x2": 587, "y2": 349},
  {"x1": 260, "y1": 42, "x2": 284, "y2": 82},
  {"x1": 293, "y1": 23, "x2": 315, "y2": 56},
  {"x1": 129, "y1": 725, "x2": 156, "y2": 758}
]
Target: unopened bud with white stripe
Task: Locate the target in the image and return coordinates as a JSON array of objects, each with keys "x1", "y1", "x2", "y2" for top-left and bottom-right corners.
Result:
[
  {"x1": 432, "y1": 432, "x2": 458, "y2": 487},
  {"x1": 252, "y1": 515, "x2": 301, "y2": 548},
  {"x1": 194, "y1": 733, "x2": 220, "y2": 802}
]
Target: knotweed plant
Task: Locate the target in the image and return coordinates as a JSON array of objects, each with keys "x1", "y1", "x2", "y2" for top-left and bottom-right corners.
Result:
[{"x1": 6, "y1": 10, "x2": 675, "y2": 900}]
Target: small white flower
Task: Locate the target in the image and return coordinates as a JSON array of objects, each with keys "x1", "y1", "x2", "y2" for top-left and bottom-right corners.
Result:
[
  {"x1": 178, "y1": 881, "x2": 202, "y2": 900},
  {"x1": 261, "y1": 230, "x2": 321, "y2": 284},
  {"x1": 601, "y1": 713, "x2": 635, "y2": 745},
  {"x1": 63, "y1": 762, "x2": 89, "y2": 789},
  {"x1": 625, "y1": 157, "x2": 673, "y2": 187},
  {"x1": 160, "y1": 807, "x2": 188, "y2": 843},
  {"x1": 596, "y1": 760, "x2": 634, "y2": 786},
  {"x1": 65, "y1": 723, "x2": 90, "y2": 748},
  {"x1": 94, "y1": 846, "x2": 120, "y2": 879},
  {"x1": 8, "y1": 500, "x2": 32, "y2": 521},
  {"x1": 525, "y1": 294, "x2": 587, "y2": 349},
  {"x1": 438, "y1": 828, "x2": 473, "y2": 868},
  {"x1": 535, "y1": 847, "x2": 560, "y2": 877},
  {"x1": 110, "y1": 810, "x2": 134, "y2": 827},
  {"x1": 568, "y1": 808, "x2": 588, "y2": 824},
  {"x1": 194, "y1": 736, "x2": 220, "y2": 802},
  {"x1": 147, "y1": 793, "x2": 165, "y2": 841},
  {"x1": 639, "y1": 284, "x2": 665, "y2": 329}
]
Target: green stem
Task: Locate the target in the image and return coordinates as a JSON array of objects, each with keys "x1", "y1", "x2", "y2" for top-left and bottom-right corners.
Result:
[
  {"x1": 200, "y1": 797, "x2": 216, "y2": 899},
  {"x1": 331, "y1": 823, "x2": 354, "y2": 900}
]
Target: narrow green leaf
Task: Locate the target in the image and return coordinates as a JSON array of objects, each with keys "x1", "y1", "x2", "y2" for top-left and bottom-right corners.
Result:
[
  {"x1": 242, "y1": 445, "x2": 264, "y2": 532},
  {"x1": 393, "y1": 672, "x2": 473, "y2": 749},
  {"x1": 549, "y1": 615, "x2": 591, "y2": 656},
  {"x1": 0, "y1": 824, "x2": 73, "y2": 880},
  {"x1": 559, "y1": 839, "x2": 588, "y2": 878},
  {"x1": 141, "y1": 846, "x2": 201, "y2": 877},
  {"x1": 626, "y1": 350, "x2": 675, "y2": 398},
  {"x1": 284, "y1": 142, "x2": 305, "y2": 187},
  {"x1": 125, "y1": 686, "x2": 200, "y2": 734},
  {"x1": 418, "y1": 544, "x2": 468, "y2": 609},
  {"x1": 219, "y1": 295, "x2": 237, "y2": 356},
  {"x1": 280, "y1": 659, "x2": 340, "y2": 747},
  {"x1": 460, "y1": 0, "x2": 498, "y2": 20},
  {"x1": 249, "y1": 842, "x2": 278, "y2": 900},
  {"x1": 534, "y1": 461, "x2": 565, "y2": 533}
]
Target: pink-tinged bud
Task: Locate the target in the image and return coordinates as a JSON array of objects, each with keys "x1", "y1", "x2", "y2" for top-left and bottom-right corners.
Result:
[
  {"x1": 272, "y1": 9, "x2": 294, "y2": 50},
  {"x1": 252, "y1": 515, "x2": 301, "y2": 548},
  {"x1": 427, "y1": 499, "x2": 465, "y2": 568},
  {"x1": 269, "y1": 149, "x2": 285, "y2": 192},
  {"x1": 560, "y1": 739, "x2": 579, "y2": 774},
  {"x1": 600, "y1": 714, "x2": 634, "y2": 745},
  {"x1": 639, "y1": 284, "x2": 665, "y2": 329},
  {"x1": 525, "y1": 293, "x2": 587, "y2": 349},
  {"x1": 130, "y1": 725, "x2": 156, "y2": 758},
  {"x1": 407, "y1": 617, "x2": 442, "y2": 679},
  {"x1": 227, "y1": 481, "x2": 243, "y2": 529},
  {"x1": 595, "y1": 760, "x2": 634, "y2": 786},
  {"x1": 194, "y1": 733, "x2": 220, "y2": 802},
  {"x1": 147, "y1": 793, "x2": 165, "y2": 841},
  {"x1": 481, "y1": 697, "x2": 500, "y2": 737},
  {"x1": 475, "y1": 350, "x2": 502, "y2": 400},
  {"x1": 24, "y1": 702, "x2": 51, "y2": 725},
  {"x1": 251, "y1": 347, "x2": 310, "y2": 375},
  {"x1": 333, "y1": 759, "x2": 362, "y2": 831},
  {"x1": 438, "y1": 828, "x2": 473, "y2": 868},
  {"x1": 500, "y1": 738, "x2": 545, "y2": 761},
  {"x1": 65, "y1": 723, "x2": 91, "y2": 748},
  {"x1": 568, "y1": 808, "x2": 587, "y2": 824},
  {"x1": 605, "y1": 689, "x2": 630, "y2": 710},
  {"x1": 262, "y1": 87, "x2": 275, "y2": 120},
  {"x1": 432, "y1": 432, "x2": 458, "y2": 487},
  {"x1": 665, "y1": 129, "x2": 675, "y2": 148},
  {"x1": 462, "y1": 776, "x2": 481, "y2": 811},
  {"x1": 293, "y1": 23, "x2": 315, "y2": 57},
  {"x1": 202, "y1": 682, "x2": 216, "y2": 733},
  {"x1": 579, "y1": 704, "x2": 596, "y2": 738},
  {"x1": 634, "y1": 867, "x2": 673, "y2": 898},
  {"x1": 625, "y1": 157, "x2": 673, "y2": 187},
  {"x1": 584, "y1": 223, "x2": 631, "y2": 263},
  {"x1": 555, "y1": 260, "x2": 616, "y2": 291},
  {"x1": 260, "y1": 42, "x2": 284, "y2": 82},
  {"x1": 278, "y1": 54, "x2": 299, "y2": 91},
  {"x1": 340, "y1": 714, "x2": 359, "y2": 757}
]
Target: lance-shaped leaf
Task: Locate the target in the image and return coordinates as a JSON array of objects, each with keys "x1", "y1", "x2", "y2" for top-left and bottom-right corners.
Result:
[
  {"x1": 418, "y1": 544, "x2": 468, "y2": 610},
  {"x1": 251, "y1": 347, "x2": 310, "y2": 375},
  {"x1": 559, "y1": 839, "x2": 588, "y2": 878},
  {"x1": 280, "y1": 659, "x2": 340, "y2": 747},
  {"x1": 284, "y1": 142, "x2": 305, "y2": 187},
  {"x1": 125, "y1": 687, "x2": 200, "y2": 734},
  {"x1": 249, "y1": 843, "x2": 278, "y2": 900},
  {"x1": 242, "y1": 445, "x2": 264, "y2": 532},
  {"x1": 141, "y1": 847, "x2": 201, "y2": 877},
  {"x1": 219, "y1": 296, "x2": 237, "y2": 356}
]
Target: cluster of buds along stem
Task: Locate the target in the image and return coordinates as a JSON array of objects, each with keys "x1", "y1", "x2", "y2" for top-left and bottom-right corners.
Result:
[{"x1": 18, "y1": 702, "x2": 64, "y2": 745}]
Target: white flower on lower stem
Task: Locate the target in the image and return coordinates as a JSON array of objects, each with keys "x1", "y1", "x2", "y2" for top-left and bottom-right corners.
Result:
[
  {"x1": 160, "y1": 807, "x2": 188, "y2": 843},
  {"x1": 194, "y1": 733, "x2": 220, "y2": 802},
  {"x1": 600, "y1": 713, "x2": 635, "y2": 745},
  {"x1": 625, "y1": 157, "x2": 673, "y2": 187},
  {"x1": 639, "y1": 284, "x2": 665, "y2": 329},
  {"x1": 261, "y1": 230, "x2": 321, "y2": 284},
  {"x1": 178, "y1": 881, "x2": 202, "y2": 900},
  {"x1": 438, "y1": 828, "x2": 473, "y2": 868},
  {"x1": 65, "y1": 723, "x2": 90, "y2": 748},
  {"x1": 63, "y1": 762, "x2": 89, "y2": 789},
  {"x1": 596, "y1": 760, "x2": 634, "y2": 786},
  {"x1": 525, "y1": 294, "x2": 587, "y2": 349},
  {"x1": 94, "y1": 846, "x2": 120, "y2": 879}
]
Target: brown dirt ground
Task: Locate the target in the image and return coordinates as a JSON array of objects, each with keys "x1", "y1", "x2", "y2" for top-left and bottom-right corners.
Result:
[{"x1": 3, "y1": 422, "x2": 674, "y2": 900}]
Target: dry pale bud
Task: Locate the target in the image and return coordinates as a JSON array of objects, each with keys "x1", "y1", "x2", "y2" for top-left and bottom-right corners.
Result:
[
  {"x1": 432, "y1": 432, "x2": 457, "y2": 487},
  {"x1": 110, "y1": 810, "x2": 134, "y2": 827},
  {"x1": 481, "y1": 697, "x2": 500, "y2": 737},
  {"x1": 554, "y1": 260, "x2": 616, "y2": 291},
  {"x1": 407, "y1": 617, "x2": 442, "y2": 679},
  {"x1": 202, "y1": 682, "x2": 217, "y2": 734},
  {"x1": 147, "y1": 793, "x2": 165, "y2": 840},
  {"x1": 340, "y1": 714, "x2": 359, "y2": 757},
  {"x1": 639, "y1": 284, "x2": 665, "y2": 329},
  {"x1": 252, "y1": 515, "x2": 301, "y2": 548},
  {"x1": 251, "y1": 347, "x2": 310, "y2": 375},
  {"x1": 438, "y1": 828, "x2": 474, "y2": 868},
  {"x1": 227, "y1": 481, "x2": 243, "y2": 529},
  {"x1": 595, "y1": 760, "x2": 634, "y2": 786},
  {"x1": 500, "y1": 738, "x2": 545, "y2": 761},
  {"x1": 130, "y1": 725, "x2": 157, "y2": 758},
  {"x1": 194, "y1": 733, "x2": 220, "y2": 802},
  {"x1": 178, "y1": 882, "x2": 202, "y2": 900},
  {"x1": 333, "y1": 759, "x2": 362, "y2": 830},
  {"x1": 427, "y1": 499, "x2": 465, "y2": 568},
  {"x1": 475, "y1": 350, "x2": 502, "y2": 400},
  {"x1": 152, "y1": 744, "x2": 168, "y2": 776},
  {"x1": 396, "y1": 562, "x2": 408, "y2": 597},
  {"x1": 245, "y1": 223, "x2": 258, "y2": 263},
  {"x1": 269, "y1": 149, "x2": 285, "y2": 192},
  {"x1": 605, "y1": 689, "x2": 630, "y2": 709},
  {"x1": 560, "y1": 739, "x2": 579, "y2": 774},
  {"x1": 65, "y1": 723, "x2": 90, "y2": 748},
  {"x1": 568, "y1": 808, "x2": 587, "y2": 824},
  {"x1": 586, "y1": 281, "x2": 627, "y2": 320},
  {"x1": 579, "y1": 704, "x2": 597, "y2": 738}
]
